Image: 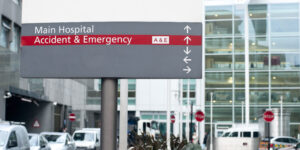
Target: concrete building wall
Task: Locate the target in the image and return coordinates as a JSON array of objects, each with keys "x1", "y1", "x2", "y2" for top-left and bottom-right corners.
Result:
[{"x1": 0, "y1": 90, "x2": 5, "y2": 121}]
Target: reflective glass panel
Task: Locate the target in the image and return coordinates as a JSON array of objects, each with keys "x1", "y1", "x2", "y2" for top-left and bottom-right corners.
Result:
[
  {"x1": 206, "y1": 55, "x2": 232, "y2": 71},
  {"x1": 235, "y1": 89, "x2": 245, "y2": 104},
  {"x1": 206, "y1": 21, "x2": 233, "y2": 37},
  {"x1": 250, "y1": 54, "x2": 269, "y2": 70},
  {"x1": 270, "y1": 37, "x2": 299, "y2": 53},
  {"x1": 234, "y1": 5, "x2": 244, "y2": 19},
  {"x1": 234, "y1": 20, "x2": 244, "y2": 36},
  {"x1": 205, "y1": 107, "x2": 233, "y2": 122},
  {"x1": 271, "y1": 72, "x2": 300, "y2": 87},
  {"x1": 250, "y1": 89, "x2": 269, "y2": 104},
  {"x1": 249, "y1": 20, "x2": 267, "y2": 36},
  {"x1": 235, "y1": 55, "x2": 245, "y2": 70},
  {"x1": 270, "y1": 4, "x2": 299, "y2": 18},
  {"x1": 206, "y1": 6, "x2": 232, "y2": 20},
  {"x1": 248, "y1": 5, "x2": 267, "y2": 19},
  {"x1": 250, "y1": 72, "x2": 269, "y2": 88},
  {"x1": 271, "y1": 89, "x2": 300, "y2": 104},
  {"x1": 271, "y1": 19, "x2": 299, "y2": 36},
  {"x1": 270, "y1": 54, "x2": 300, "y2": 70},
  {"x1": 235, "y1": 72, "x2": 245, "y2": 88},
  {"x1": 206, "y1": 72, "x2": 232, "y2": 88},
  {"x1": 234, "y1": 37, "x2": 245, "y2": 53},
  {"x1": 249, "y1": 37, "x2": 268, "y2": 53},
  {"x1": 206, "y1": 38, "x2": 232, "y2": 54}
]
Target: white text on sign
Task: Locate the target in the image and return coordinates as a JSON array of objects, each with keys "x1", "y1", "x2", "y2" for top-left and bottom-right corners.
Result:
[{"x1": 152, "y1": 36, "x2": 170, "y2": 44}]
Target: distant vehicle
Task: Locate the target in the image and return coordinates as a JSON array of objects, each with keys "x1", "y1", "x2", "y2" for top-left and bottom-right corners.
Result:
[
  {"x1": 259, "y1": 136, "x2": 299, "y2": 150},
  {"x1": 72, "y1": 128, "x2": 100, "y2": 150},
  {"x1": 40, "y1": 132, "x2": 75, "y2": 150},
  {"x1": 28, "y1": 134, "x2": 51, "y2": 150},
  {"x1": 214, "y1": 124, "x2": 260, "y2": 150},
  {"x1": 0, "y1": 124, "x2": 30, "y2": 150},
  {"x1": 137, "y1": 120, "x2": 160, "y2": 139}
]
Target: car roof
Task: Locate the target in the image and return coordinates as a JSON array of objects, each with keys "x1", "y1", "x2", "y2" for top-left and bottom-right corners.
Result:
[
  {"x1": 0, "y1": 125, "x2": 23, "y2": 132},
  {"x1": 74, "y1": 130, "x2": 97, "y2": 133},
  {"x1": 28, "y1": 133, "x2": 39, "y2": 136},
  {"x1": 41, "y1": 132, "x2": 68, "y2": 135},
  {"x1": 273, "y1": 136, "x2": 298, "y2": 139}
]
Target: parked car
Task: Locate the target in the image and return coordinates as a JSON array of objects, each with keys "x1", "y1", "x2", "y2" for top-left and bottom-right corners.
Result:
[
  {"x1": 28, "y1": 134, "x2": 51, "y2": 150},
  {"x1": 40, "y1": 132, "x2": 75, "y2": 150},
  {"x1": 259, "y1": 136, "x2": 299, "y2": 150},
  {"x1": 72, "y1": 129, "x2": 100, "y2": 150},
  {"x1": 0, "y1": 124, "x2": 30, "y2": 150},
  {"x1": 279, "y1": 143, "x2": 300, "y2": 150}
]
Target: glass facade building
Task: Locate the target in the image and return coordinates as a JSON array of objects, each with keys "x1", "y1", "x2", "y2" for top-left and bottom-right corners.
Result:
[{"x1": 204, "y1": 1, "x2": 300, "y2": 137}]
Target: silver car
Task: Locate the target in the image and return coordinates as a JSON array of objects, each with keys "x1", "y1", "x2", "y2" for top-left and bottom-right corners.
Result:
[
  {"x1": 40, "y1": 132, "x2": 75, "y2": 150},
  {"x1": 28, "y1": 134, "x2": 51, "y2": 150}
]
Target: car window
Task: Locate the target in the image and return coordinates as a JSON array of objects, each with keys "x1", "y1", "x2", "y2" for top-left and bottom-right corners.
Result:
[
  {"x1": 43, "y1": 134, "x2": 66, "y2": 143},
  {"x1": 296, "y1": 143, "x2": 300, "y2": 148},
  {"x1": 8, "y1": 131, "x2": 18, "y2": 147},
  {"x1": 275, "y1": 138, "x2": 285, "y2": 142},
  {"x1": 73, "y1": 133, "x2": 95, "y2": 142},
  {"x1": 253, "y1": 132, "x2": 259, "y2": 138},
  {"x1": 230, "y1": 132, "x2": 238, "y2": 137},
  {"x1": 222, "y1": 132, "x2": 230, "y2": 137},
  {"x1": 243, "y1": 132, "x2": 251, "y2": 138},
  {"x1": 288, "y1": 138, "x2": 298, "y2": 143}
]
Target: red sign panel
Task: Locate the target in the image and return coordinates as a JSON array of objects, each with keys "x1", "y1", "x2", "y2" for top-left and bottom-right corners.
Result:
[
  {"x1": 69, "y1": 113, "x2": 76, "y2": 122},
  {"x1": 195, "y1": 110, "x2": 205, "y2": 122},
  {"x1": 171, "y1": 115, "x2": 175, "y2": 124},
  {"x1": 21, "y1": 35, "x2": 202, "y2": 46},
  {"x1": 263, "y1": 110, "x2": 274, "y2": 122}
]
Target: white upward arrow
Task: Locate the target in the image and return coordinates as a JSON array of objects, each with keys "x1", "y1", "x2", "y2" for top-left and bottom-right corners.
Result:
[
  {"x1": 183, "y1": 47, "x2": 191, "y2": 55},
  {"x1": 183, "y1": 56, "x2": 192, "y2": 64},
  {"x1": 183, "y1": 66, "x2": 191, "y2": 74},
  {"x1": 184, "y1": 36, "x2": 191, "y2": 45},
  {"x1": 184, "y1": 25, "x2": 192, "y2": 34}
]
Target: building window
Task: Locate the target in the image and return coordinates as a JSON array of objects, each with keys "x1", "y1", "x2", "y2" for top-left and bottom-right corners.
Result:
[
  {"x1": 0, "y1": 17, "x2": 11, "y2": 48},
  {"x1": 10, "y1": 25, "x2": 20, "y2": 52}
]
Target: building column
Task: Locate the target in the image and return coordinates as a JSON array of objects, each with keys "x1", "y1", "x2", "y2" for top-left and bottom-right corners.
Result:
[{"x1": 0, "y1": 90, "x2": 6, "y2": 121}]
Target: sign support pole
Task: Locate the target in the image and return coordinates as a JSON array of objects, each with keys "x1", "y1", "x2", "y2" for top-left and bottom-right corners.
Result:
[
  {"x1": 101, "y1": 78, "x2": 118, "y2": 150},
  {"x1": 119, "y1": 79, "x2": 128, "y2": 150},
  {"x1": 268, "y1": 122, "x2": 270, "y2": 150}
]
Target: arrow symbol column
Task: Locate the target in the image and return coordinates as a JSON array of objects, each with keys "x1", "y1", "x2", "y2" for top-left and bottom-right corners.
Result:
[
  {"x1": 184, "y1": 25, "x2": 192, "y2": 34},
  {"x1": 183, "y1": 25, "x2": 192, "y2": 74}
]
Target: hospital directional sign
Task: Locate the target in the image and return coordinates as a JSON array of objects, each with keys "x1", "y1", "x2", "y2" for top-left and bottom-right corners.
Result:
[{"x1": 21, "y1": 22, "x2": 202, "y2": 78}]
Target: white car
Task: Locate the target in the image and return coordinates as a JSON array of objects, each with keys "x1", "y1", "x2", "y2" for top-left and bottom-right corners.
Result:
[
  {"x1": 40, "y1": 132, "x2": 75, "y2": 150},
  {"x1": 72, "y1": 129, "x2": 100, "y2": 150},
  {"x1": 28, "y1": 134, "x2": 51, "y2": 150},
  {"x1": 0, "y1": 124, "x2": 30, "y2": 150}
]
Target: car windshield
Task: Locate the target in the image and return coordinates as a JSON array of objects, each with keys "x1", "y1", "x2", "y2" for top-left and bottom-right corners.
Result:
[
  {"x1": 0, "y1": 130, "x2": 9, "y2": 146},
  {"x1": 29, "y1": 135, "x2": 39, "y2": 146},
  {"x1": 43, "y1": 134, "x2": 66, "y2": 143},
  {"x1": 73, "y1": 133, "x2": 95, "y2": 142}
]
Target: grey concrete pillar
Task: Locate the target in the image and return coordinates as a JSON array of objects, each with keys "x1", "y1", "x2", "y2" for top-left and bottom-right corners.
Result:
[{"x1": 0, "y1": 90, "x2": 5, "y2": 120}]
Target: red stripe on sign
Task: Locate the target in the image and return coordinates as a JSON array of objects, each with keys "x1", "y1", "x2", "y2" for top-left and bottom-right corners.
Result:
[{"x1": 21, "y1": 35, "x2": 202, "y2": 46}]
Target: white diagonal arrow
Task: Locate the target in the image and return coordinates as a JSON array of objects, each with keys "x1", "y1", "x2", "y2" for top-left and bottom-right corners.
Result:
[
  {"x1": 183, "y1": 46, "x2": 191, "y2": 55},
  {"x1": 183, "y1": 56, "x2": 192, "y2": 64},
  {"x1": 184, "y1": 36, "x2": 191, "y2": 45},
  {"x1": 183, "y1": 66, "x2": 191, "y2": 74},
  {"x1": 184, "y1": 25, "x2": 191, "y2": 34}
]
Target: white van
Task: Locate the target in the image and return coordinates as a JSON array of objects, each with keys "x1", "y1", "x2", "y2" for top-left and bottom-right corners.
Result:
[
  {"x1": 214, "y1": 124, "x2": 260, "y2": 150},
  {"x1": 72, "y1": 128, "x2": 100, "y2": 150},
  {"x1": 0, "y1": 124, "x2": 30, "y2": 150}
]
